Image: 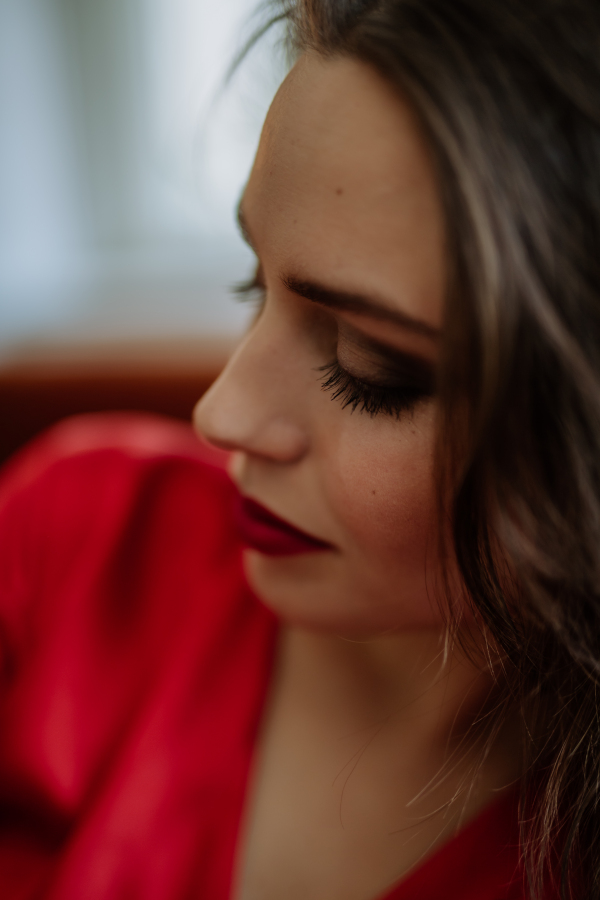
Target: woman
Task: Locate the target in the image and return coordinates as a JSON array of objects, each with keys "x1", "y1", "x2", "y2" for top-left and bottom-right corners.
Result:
[{"x1": 0, "y1": 0, "x2": 597, "y2": 897}]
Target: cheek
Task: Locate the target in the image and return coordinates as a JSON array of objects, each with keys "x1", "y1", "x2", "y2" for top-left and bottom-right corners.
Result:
[{"x1": 325, "y1": 411, "x2": 437, "y2": 565}]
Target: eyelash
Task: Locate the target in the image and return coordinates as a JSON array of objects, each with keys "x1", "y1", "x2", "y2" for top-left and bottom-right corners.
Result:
[
  {"x1": 233, "y1": 271, "x2": 266, "y2": 305},
  {"x1": 318, "y1": 361, "x2": 429, "y2": 419},
  {"x1": 234, "y1": 273, "x2": 430, "y2": 420}
]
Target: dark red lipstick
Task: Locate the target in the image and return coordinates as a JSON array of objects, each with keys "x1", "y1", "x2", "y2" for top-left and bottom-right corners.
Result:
[{"x1": 234, "y1": 495, "x2": 333, "y2": 556}]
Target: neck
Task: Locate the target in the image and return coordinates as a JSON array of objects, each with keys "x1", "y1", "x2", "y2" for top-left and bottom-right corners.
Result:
[
  {"x1": 236, "y1": 621, "x2": 521, "y2": 900},
  {"x1": 272, "y1": 624, "x2": 520, "y2": 800},
  {"x1": 281, "y1": 626, "x2": 495, "y2": 735}
]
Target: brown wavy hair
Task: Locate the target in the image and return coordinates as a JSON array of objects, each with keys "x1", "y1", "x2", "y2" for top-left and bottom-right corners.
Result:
[{"x1": 243, "y1": 0, "x2": 600, "y2": 896}]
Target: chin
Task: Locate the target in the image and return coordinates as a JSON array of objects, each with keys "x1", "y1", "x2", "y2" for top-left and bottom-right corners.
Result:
[
  {"x1": 243, "y1": 550, "x2": 345, "y2": 630},
  {"x1": 242, "y1": 550, "x2": 439, "y2": 634}
]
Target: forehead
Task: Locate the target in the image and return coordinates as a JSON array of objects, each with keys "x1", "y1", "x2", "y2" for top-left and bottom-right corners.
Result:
[{"x1": 243, "y1": 52, "x2": 446, "y2": 333}]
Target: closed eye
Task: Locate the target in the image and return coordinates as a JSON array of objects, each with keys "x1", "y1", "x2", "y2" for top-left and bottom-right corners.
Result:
[{"x1": 318, "y1": 359, "x2": 433, "y2": 419}]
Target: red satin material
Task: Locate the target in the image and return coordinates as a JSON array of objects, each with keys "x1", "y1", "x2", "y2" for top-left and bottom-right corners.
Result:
[
  {"x1": 0, "y1": 413, "x2": 529, "y2": 899},
  {"x1": 0, "y1": 413, "x2": 277, "y2": 900}
]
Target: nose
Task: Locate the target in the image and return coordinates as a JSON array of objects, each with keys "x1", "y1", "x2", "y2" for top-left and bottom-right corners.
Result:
[{"x1": 193, "y1": 315, "x2": 309, "y2": 464}]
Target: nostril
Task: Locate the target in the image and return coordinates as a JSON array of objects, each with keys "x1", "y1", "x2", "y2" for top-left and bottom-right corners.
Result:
[{"x1": 250, "y1": 417, "x2": 309, "y2": 462}]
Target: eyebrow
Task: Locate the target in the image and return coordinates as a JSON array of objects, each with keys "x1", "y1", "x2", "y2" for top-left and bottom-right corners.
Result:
[
  {"x1": 282, "y1": 276, "x2": 440, "y2": 338},
  {"x1": 236, "y1": 201, "x2": 440, "y2": 339}
]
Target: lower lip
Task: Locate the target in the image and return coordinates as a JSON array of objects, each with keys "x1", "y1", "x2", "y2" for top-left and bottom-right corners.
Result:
[{"x1": 234, "y1": 496, "x2": 333, "y2": 556}]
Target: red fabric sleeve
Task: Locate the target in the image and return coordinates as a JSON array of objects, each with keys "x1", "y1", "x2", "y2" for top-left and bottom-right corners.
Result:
[
  {"x1": 0, "y1": 413, "x2": 547, "y2": 900},
  {"x1": 0, "y1": 413, "x2": 276, "y2": 900}
]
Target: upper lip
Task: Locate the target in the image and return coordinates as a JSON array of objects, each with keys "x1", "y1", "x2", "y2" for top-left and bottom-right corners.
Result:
[{"x1": 238, "y1": 495, "x2": 334, "y2": 549}]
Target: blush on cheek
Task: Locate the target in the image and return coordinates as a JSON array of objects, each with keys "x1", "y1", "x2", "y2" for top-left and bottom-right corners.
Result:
[{"x1": 329, "y1": 420, "x2": 437, "y2": 562}]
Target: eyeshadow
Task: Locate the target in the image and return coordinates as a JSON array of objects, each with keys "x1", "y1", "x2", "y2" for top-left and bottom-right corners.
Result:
[{"x1": 337, "y1": 324, "x2": 436, "y2": 392}]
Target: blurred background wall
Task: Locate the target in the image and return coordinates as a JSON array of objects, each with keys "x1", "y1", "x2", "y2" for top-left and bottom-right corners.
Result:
[{"x1": 0, "y1": 0, "x2": 284, "y2": 461}]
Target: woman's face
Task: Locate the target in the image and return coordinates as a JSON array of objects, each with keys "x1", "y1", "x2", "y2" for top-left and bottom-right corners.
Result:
[{"x1": 194, "y1": 52, "x2": 448, "y2": 635}]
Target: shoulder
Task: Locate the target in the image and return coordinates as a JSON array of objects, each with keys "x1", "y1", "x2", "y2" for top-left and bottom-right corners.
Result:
[
  {"x1": 0, "y1": 410, "x2": 231, "y2": 506},
  {"x1": 0, "y1": 415, "x2": 273, "y2": 829},
  {"x1": 0, "y1": 413, "x2": 242, "y2": 632},
  {"x1": 0, "y1": 411, "x2": 233, "y2": 534}
]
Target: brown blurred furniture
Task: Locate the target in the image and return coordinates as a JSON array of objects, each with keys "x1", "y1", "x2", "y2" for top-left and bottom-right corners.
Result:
[{"x1": 0, "y1": 337, "x2": 234, "y2": 466}]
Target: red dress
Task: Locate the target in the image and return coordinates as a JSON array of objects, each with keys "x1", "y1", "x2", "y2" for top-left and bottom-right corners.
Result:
[{"x1": 0, "y1": 413, "x2": 525, "y2": 900}]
